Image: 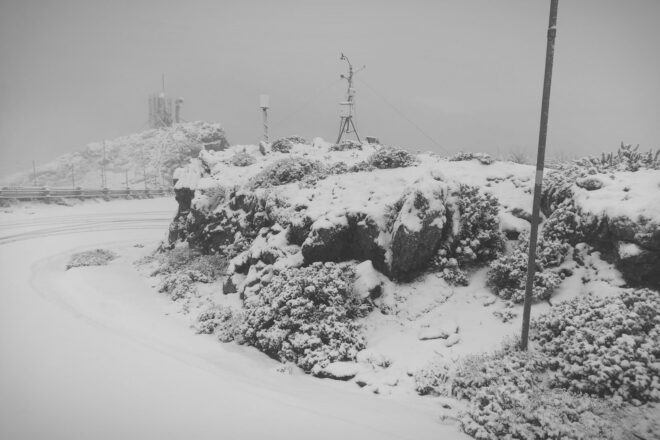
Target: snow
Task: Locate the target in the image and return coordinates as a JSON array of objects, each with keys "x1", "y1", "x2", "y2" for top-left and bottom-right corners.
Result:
[
  {"x1": 618, "y1": 241, "x2": 642, "y2": 259},
  {"x1": 3, "y1": 121, "x2": 227, "y2": 189},
  {"x1": 353, "y1": 260, "x2": 384, "y2": 299},
  {"x1": 572, "y1": 169, "x2": 660, "y2": 224},
  {"x1": 0, "y1": 198, "x2": 469, "y2": 440},
  {"x1": 321, "y1": 362, "x2": 361, "y2": 380}
]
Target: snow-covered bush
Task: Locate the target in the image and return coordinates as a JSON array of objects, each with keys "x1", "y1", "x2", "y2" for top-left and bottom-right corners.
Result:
[
  {"x1": 238, "y1": 262, "x2": 369, "y2": 375},
  {"x1": 271, "y1": 136, "x2": 307, "y2": 153},
  {"x1": 414, "y1": 357, "x2": 455, "y2": 396},
  {"x1": 158, "y1": 270, "x2": 210, "y2": 300},
  {"x1": 196, "y1": 305, "x2": 244, "y2": 342},
  {"x1": 348, "y1": 160, "x2": 375, "y2": 173},
  {"x1": 575, "y1": 143, "x2": 660, "y2": 172},
  {"x1": 460, "y1": 386, "x2": 619, "y2": 440},
  {"x1": 152, "y1": 244, "x2": 226, "y2": 279},
  {"x1": 229, "y1": 150, "x2": 257, "y2": 167},
  {"x1": 329, "y1": 140, "x2": 362, "y2": 151},
  {"x1": 368, "y1": 146, "x2": 416, "y2": 169},
  {"x1": 249, "y1": 157, "x2": 325, "y2": 188},
  {"x1": 486, "y1": 242, "x2": 562, "y2": 303},
  {"x1": 449, "y1": 152, "x2": 494, "y2": 165},
  {"x1": 541, "y1": 200, "x2": 583, "y2": 245},
  {"x1": 432, "y1": 185, "x2": 504, "y2": 284},
  {"x1": 452, "y1": 346, "x2": 621, "y2": 440},
  {"x1": 327, "y1": 161, "x2": 349, "y2": 174},
  {"x1": 531, "y1": 288, "x2": 660, "y2": 404},
  {"x1": 66, "y1": 249, "x2": 118, "y2": 269},
  {"x1": 452, "y1": 185, "x2": 504, "y2": 265}
]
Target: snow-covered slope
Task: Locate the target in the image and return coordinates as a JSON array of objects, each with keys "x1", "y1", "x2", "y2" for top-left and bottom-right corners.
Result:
[{"x1": 1, "y1": 121, "x2": 229, "y2": 189}]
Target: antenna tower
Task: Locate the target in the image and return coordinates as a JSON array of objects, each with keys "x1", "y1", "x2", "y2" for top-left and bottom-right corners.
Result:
[{"x1": 336, "y1": 53, "x2": 365, "y2": 144}]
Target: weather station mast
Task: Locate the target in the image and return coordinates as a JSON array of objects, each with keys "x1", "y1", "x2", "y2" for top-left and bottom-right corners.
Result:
[{"x1": 336, "y1": 53, "x2": 365, "y2": 144}]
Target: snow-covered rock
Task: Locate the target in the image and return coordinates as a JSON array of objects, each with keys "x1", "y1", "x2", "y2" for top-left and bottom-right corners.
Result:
[
  {"x1": 318, "y1": 362, "x2": 360, "y2": 380},
  {"x1": 443, "y1": 333, "x2": 461, "y2": 347},
  {"x1": 417, "y1": 320, "x2": 459, "y2": 340},
  {"x1": 353, "y1": 260, "x2": 385, "y2": 299}
]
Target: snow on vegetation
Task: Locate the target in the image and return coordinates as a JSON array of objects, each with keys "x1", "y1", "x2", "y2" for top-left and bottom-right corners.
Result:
[
  {"x1": 66, "y1": 248, "x2": 118, "y2": 269},
  {"x1": 139, "y1": 138, "x2": 660, "y2": 439},
  {"x1": 2, "y1": 121, "x2": 228, "y2": 188}
]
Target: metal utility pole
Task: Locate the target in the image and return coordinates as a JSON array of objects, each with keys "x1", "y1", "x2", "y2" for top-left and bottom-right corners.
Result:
[
  {"x1": 125, "y1": 169, "x2": 129, "y2": 189},
  {"x1": 102, "y1": 140, "x2": 107, "y2": 188},
  {"x1": 336, "y1": 53, "x2": 365, "y2": 144},
  {"x1": 260, "y1": 94, "x2": 270, "y2": 143},
  {"x1": 521, "y1": 0, "x2": 559, "y2": 351},
  {"x1": 32, "y1": 161, "x2": 37, "y2": 186},
  {"x1": 71, "y1": 163, "x2": 75, "y2": 188}
]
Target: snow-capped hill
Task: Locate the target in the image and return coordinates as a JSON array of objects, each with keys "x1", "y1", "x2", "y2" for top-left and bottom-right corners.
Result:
[{"x1": 2, "y1": 121, "x2": 229, "y2": 189}]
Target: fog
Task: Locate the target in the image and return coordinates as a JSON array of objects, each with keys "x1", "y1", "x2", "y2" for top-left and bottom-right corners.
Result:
[{"x1": 1, "y1": 0, "x2": 658, "y2": 176}]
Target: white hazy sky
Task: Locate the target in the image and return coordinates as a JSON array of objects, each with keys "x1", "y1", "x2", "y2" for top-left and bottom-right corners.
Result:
[{"x1": 0, "y1": 0, "x2": 658, "y2": 176}]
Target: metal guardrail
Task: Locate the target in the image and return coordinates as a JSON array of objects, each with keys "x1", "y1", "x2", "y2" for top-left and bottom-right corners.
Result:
[{"x1": 0, "y1": 186, "x2": 174, "y2": 200}]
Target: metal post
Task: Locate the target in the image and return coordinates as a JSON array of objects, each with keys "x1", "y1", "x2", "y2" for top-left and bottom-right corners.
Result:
[
  {"x1": 260, "y1": 95, "x2": 269, "y2": 143},
  {"x1": 102, "y1": 140, "x2": 107, "y2": 188},
  {"x1": 72, "y1": 163, "x2": 75, "y2": 188},
  {"x1": 521, "y1": 0, "x2": 559, "y2": 351},
  {"x1": 32, "y1": 160, "x2": 37, "y2": 186},
  {"x1": 125, "y1": 169, "x2": 129, "y2": 189}
]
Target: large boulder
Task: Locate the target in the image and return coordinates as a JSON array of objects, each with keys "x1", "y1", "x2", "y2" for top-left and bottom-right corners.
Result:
[{"x1": 389, "y1": 187, "x2": 448, "y2": 279}]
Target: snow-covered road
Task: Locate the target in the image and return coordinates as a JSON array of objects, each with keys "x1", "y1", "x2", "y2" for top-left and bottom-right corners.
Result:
[{"x1": 0, "y1": 198, "x2": 467, "y2": 440}]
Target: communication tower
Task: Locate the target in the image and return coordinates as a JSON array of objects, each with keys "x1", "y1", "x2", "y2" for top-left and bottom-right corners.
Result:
[
  {"x1": 336, "y1": 53, "x2": 365, "y2": 144},
  {"x1": 148, "y1": 74, "x2": 182, "y2": 128}
]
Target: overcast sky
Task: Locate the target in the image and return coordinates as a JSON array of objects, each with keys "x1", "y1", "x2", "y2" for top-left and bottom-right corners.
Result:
[{"x1": 1, "y1": 0, "x2": 658, "y2": 176}]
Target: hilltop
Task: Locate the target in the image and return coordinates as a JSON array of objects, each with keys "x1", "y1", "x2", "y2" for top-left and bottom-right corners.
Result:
[{"x1": 1, "y1": 121, "x2": 229, "y2": 189}]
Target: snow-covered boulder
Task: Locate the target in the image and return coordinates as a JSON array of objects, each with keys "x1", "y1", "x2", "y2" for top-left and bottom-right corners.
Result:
[
  {"x1": 417, "y1": 320, "x2": 459, "y2": 341},
  {"x1": 317, "y1": 362, "x2": 360, "y2": 380}
]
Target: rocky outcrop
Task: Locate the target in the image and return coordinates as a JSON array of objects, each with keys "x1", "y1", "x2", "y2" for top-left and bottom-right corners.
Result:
[{"x1": 541, "y1": 166, "x2": 660, "y2": 288}]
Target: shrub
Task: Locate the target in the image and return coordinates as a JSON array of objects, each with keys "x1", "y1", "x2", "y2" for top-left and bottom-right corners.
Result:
[
  {"x1": 327, "y1": 161, "x2": 349, "y2": 174},
  {"x1": 329, "y1": 140, "x2": 362, "y2": 151},
  {"x1": 452, "y1": 185, "x2": 504, "y2": 265},
  {"x1": 531, "y1": 288, "x2": 660, "y2": 404},
  {"x1": 152, "y1": 244, "x2": 227, "y2": 279},
  {"x1": 541, "y1": 200, "x2": 583, "y2": 245},
  {"x1": 432, "y1": 184, "x2": 504, "y2": 284},
  {"x1": 486, "y1": 243, "x2": 563, "y2": 303},
  {"x1": 449, "y1": 152, "x2": 494, "y2": 165},
  {"x1": 414, "y1": 358, "x2": 455, "y2": 396},
  {"x1": 249, "y1": 157, "x2": 325, "y2": 188},
  {"x1": 238, "y1": 262, "x2": 369, "y2": 374},
  {"x1": 271, "y1": 136, "x2": 307, "y2": 153},
  {"x1": 230, "y1": 150, "x2": 257, "y2": 167},
  {"x1": 348, "y1": 160, "x2": 375, "y2": 173},
  {"x1": 575, "y1": 143, "x2": 660, "y2": 172},
  {"x1": 368, "y1": 146, "x2": 416, "y2": 169},
  {"x1": 66, "y1": 249, "x2": 118, "y2": 269},
  {"x1": 158, "y1": 270, "x2": 210, "y2": 300},
  {"x1": 450, "y1": 346, "x2": 622, "y2": 440},
  {"x1": 196, "y1": 305, "x2": 244, "y2": 342}
]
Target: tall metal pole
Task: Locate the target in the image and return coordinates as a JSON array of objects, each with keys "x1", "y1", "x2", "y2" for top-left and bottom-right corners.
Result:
[
  {"x1": 71, "y1": 163, "x2": 75, "y2": 188},
  {"x1": 521, "y1": 0, "x2": 559, "y2": 351},
  {"x1": 102, "y1": 140, "x2": 107, "y2": 188},
  {"x1": 260, "y1": 95, "x2": 269, "y2": 143},
  {"x1": 32, "y1": 160, "x2": 37, "y2": 186}
]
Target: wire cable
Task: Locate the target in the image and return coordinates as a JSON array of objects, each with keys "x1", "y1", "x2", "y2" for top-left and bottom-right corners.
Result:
[{"x1": 356, "y1": 77, "x2": 448, "y2": 153}]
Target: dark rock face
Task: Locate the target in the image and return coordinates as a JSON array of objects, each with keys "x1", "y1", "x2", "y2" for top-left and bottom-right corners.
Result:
[
  {"x1": 389, "y1": 190, "x2": 447, "y2": 280},
  {"x1": 300, "y1": 213, "x2": 387, "y2": 273},
  {"x1": 582, "y1": 215, "x2": 660, "y2": 288},
  {"x1": 615, "y1": 241, "x2": 660, "y2": 287}
]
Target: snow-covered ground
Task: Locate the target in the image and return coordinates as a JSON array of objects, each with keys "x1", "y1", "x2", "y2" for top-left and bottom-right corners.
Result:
[{"x1": 0, "y1": 198, "x2": 470, "y2": 440}]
